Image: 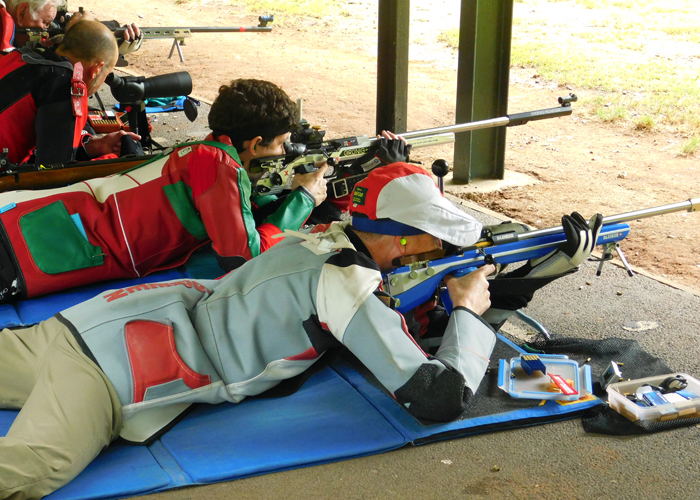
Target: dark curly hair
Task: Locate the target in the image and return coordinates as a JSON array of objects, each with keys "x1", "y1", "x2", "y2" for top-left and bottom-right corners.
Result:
[{"x1": 208, "y1": 79, "x2": 297, "y2": 152}]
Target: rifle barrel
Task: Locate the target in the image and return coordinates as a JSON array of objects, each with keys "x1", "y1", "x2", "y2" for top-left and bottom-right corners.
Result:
[
  {"x1": 186, "y1": 26, "x2": 271, "y2": 33},
  {"x1": 512, "y1": 198, "x2": 700, "y2": 243},
  {"x1": 387, "y1": 104, "x2": 574, "y2": 143},
  {"x1": 398, "y1": 117, "x2": 510, "y2": 141},
  {"x1": 18, "y1": 26, "x2": 272, "y2": 37},
  {"x1": 138, "y1": 26, "x2": 271, "y2": 37}
]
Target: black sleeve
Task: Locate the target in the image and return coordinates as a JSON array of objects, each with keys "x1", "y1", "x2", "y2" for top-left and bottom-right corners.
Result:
[{"x1": 32, "y1": 70, "x2": 80, "y2": 166}]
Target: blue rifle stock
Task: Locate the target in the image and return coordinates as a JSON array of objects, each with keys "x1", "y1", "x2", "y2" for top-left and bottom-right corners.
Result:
[{"x1": 385, "y1": 198, "x2": 699, "y2": 314}]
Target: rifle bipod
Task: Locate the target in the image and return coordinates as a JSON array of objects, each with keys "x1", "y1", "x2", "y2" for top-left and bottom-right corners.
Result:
[{"x1": 593, "y1": 242, "x2": 635, "y2": 277}]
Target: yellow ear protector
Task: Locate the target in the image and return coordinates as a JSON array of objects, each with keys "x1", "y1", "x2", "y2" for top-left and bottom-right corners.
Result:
[{"x1": 400, "y1": 238, "x2": 407, "y2": 246}]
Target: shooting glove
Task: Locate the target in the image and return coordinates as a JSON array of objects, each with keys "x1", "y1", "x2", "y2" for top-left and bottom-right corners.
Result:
[
  {"x1": 351, "y1": 138, "x2": 412, "y2": 173},
  {"x1": 118, "y1": 28, "x2": 144, "y2": 55},
  {"x1": 526, "y1": 212, "x2": 603, "y2": 278},
  {"x1": 482, "y1": 212, "x2": 603, "y2": 331}
]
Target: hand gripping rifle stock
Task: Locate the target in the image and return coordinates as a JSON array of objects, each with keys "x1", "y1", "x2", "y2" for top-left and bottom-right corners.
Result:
[
  {"x1": 384, "y1": 198, "x2": 700, "y2": 314},
  {"x1": 249, "y1": 95, "x2": 578, "y2": 197}
]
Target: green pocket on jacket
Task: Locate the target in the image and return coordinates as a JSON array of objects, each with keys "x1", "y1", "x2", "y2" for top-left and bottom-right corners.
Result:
[{"x1": 20, "y1": 201, "x2": 104, "y2": 274}]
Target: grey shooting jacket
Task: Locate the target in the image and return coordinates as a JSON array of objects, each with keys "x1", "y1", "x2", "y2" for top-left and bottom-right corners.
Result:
[{"x1": 58, "y1": 222, "x2": 496, "y2": 442}]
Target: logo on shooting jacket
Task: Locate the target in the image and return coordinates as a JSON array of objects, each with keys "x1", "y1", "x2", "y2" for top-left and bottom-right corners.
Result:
[
  {"x1": 352, "y1": 186, "x2": 368, "y2": 207},
  {"x1": 103, "y1": 279, "x2": 211, "y2": 302}
]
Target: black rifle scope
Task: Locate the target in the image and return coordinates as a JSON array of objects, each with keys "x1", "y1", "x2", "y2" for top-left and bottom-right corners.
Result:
[{"x1": 105, "y1": 71, "x2": 193, "y2": 104}]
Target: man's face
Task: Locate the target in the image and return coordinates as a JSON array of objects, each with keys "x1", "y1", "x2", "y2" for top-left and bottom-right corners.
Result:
[{"x1": 17, "y1": 1, "x2": 57, "y2": 28}]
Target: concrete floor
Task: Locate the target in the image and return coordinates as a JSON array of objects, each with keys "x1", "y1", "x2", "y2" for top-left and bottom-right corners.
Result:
[{"x1": 93, "y1": 87, "x2": 700, "y2": 500}]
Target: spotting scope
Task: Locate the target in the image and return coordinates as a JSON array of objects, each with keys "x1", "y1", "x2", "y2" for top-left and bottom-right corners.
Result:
[{"x1": 105, "y1": 71, "x2": 193, "y2": 103}]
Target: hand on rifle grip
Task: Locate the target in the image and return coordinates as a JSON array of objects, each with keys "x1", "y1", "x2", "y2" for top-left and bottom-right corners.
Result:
[
  {"x1": 443, "y1": 264, "x2": 495, "y2": 315},
  {"x1": 292, "y1": 162, "x2": 329, "y2": 207},
  {"x1": 84, "y1": 130, "x2": 141, "y2": 158},
  {"x1": 376, "y1": 131, "x2": 411, "y2": 164},
  {"x1": 451, "y1": 266, "x2": 477, "y2": 278},
  {"x1": 122, "y1": 23, "x2": 142, "y2": 41}
]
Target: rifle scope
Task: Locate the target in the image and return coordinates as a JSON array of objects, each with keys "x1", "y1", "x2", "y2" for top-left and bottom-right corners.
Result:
[{"x1": 105, "y1": 71, "x2": 193, "y2": 104}]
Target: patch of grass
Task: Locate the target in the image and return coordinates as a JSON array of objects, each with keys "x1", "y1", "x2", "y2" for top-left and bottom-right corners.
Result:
[
  {"x1": 238, "y1": 0, "x2": 349, "y2": 19},
  {"x1": 680, "y1": 136, "x2": 698, "y2": 156},
  {"x1": 689, "y1": 116, "x2": 700, "y2": 133},
  {"x1": 578, "y1": 0, "x2": 598, "y2": 9},
  {"x1": 437, "y1": 27, "x2": 459, "y2": 49},
  {"x1": 510, "y1": 0, "x2": 700, "y2": 134},
  {"x1": 619, "y1": 39, "x2": 645, "y2": 51},
  {"x1": 596, "y1": 105, "x2": 627, "y2": 122},
  {"x1": 634, "y1": 115, "x2": 656, "y2": 131},
  {"x1": 661, "y1": 25, "x2": 700, "y2": 43},
  {"x1": 574, "y1": 31, "x2": 618, "y2": 44}
]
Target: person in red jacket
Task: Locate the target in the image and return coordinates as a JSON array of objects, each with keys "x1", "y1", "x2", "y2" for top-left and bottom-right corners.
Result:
[
  {"x1": 0, "y1": 20, "x2": 141, "y2": 166},
  {"x1": 1, "y1": 0, "x2": 142, "y2": 54},
  {"x1": 0, "y1": 78, "x2": 329, "y2": 302},
  {"x1": 0, "y1": 0, "x2": 56, "y2": 51}
]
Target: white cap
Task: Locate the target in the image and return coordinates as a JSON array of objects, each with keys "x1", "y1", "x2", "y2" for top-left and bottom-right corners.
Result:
[{"x1": 349, "y1": 163, "x2": 482, "y2": 246}]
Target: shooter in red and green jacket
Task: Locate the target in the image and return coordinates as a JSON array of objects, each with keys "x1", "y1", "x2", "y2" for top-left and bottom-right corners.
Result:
[{"x1": 0, "y1": 78, "x2": 328, "y2": 301}]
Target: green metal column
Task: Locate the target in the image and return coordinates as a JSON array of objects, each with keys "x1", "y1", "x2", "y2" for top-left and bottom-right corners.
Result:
[
  {"x1": 376, "y1": 0, "x2": 410, "y2": 135},
  {"x1": 453, "y1": 0, "x2": 514, "y2": 182}
]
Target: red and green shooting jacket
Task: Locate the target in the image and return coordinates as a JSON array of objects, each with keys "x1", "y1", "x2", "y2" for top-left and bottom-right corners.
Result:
[{"x1": 0, "y1": 134, "x2": 316, "y2": 298}]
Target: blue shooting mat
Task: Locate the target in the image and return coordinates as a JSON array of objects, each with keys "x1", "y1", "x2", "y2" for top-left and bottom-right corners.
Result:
[
  {"x1": 1, "y1": 368, "x2": 406, "y2": 500},
  {"x1": 157, "y1": 368, "x2": 405, "y2": 484},
  {"x1": 0, "y1": 249, "x2": 603, "y2": 500},
  {"x1": 0, "y1": 411, "x2": 172, "y2": 500}
]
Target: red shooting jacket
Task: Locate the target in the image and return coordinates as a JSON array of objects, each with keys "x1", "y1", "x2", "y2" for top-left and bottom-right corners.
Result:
[{"x1": 0, "y1": 135, "x2": 315, "y2": 298}]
